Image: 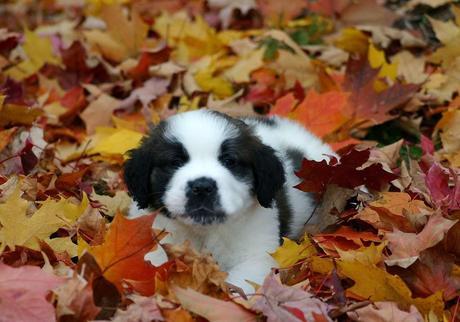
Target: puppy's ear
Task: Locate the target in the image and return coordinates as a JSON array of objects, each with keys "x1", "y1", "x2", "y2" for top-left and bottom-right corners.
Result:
[
  {"x1": 124, "y1": 142, "x2": 154, "y2": 209},
  {"x1": 253, "y1": 144, "x2": 286, "y2": 208}
]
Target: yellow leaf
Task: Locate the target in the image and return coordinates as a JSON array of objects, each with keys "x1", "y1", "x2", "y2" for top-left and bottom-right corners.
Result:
[
  {"x1": 309, "y1": 256, "x2": 334, "y2": 274},
  {"x1": 428, "y1": 17, "x2": 460, "y2": 45},
  {"x1": 0, "y1": 103, "x2": 43, "y2": 126},
  {"x1": 336, "y1": 243, "x2": 386, "y2": 265},
  {"x1": 216, "y1": 30, "x2": 245, "y2": 45},
  {"x1": 47, "y1": 237, "x2": 77, "y2": 257},
  {"x1": 54, "y1": 139, "x2": 95, "y2": 163},
  {"x1": 84, "y1": 4, "x2": 148, "y2": 62},
  {"x1": 368, "y1": 43, "x2": 398, "y2": 81},
  {"x1": 270, "y1": 236, "x2": 317, "y2": 268},
  {"x1": 264, "y1": 30, "x2": 317, "y2": 88},
  {"x1": 392, "y1": 51, "x2": 427, "y2": 84},
  {"x1": 6, "y1": 29, "x2": 60, "y2": 80},
  {"x1": 85, "y1": 0, "x2": 130, "y2": 14},
  {"x1": 154, "y1": 11, "x2": 223, "y2": 64},
  {"x1": 337, "y1": 259, "x2": 444, "y2": 317},
  {"x1": 223, "y1": 48, "x2": 265, "y2": 83},
  {"x1": 436, "y1": 108, "x2": 460, "y2": 154},
  {"x1": 178, "y1": 95, "x2": 201, "y2": 113},
  {"x1": 428, "y1": 17, "x2": 460, "y2": 69},
  {"x1": 92, "y1": 190, "x2": 131, "y2": 217},
  {"x1": 0, "y1": 187, "x2": 87, "y2": 252},
  {"x1": 77, "y1": 235, "x2": 91, "y2": 257},
  {"x1": 89, "y1": 127, "x2": 143, "y2": 157},
  {"x1": 194, "y1": 56, "x2": 234, "y2": 99},
  {"x1": 334, "y1": 28, "x2": 369, "y2": 55}
]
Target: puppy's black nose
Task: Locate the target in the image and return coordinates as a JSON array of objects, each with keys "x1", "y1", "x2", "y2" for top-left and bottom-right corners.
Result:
[{"x1": 188, "y1": 177, "x2": 217, "y2": 196}]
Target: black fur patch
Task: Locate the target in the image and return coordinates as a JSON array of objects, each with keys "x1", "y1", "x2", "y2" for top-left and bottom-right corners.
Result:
[
  {"x1": 286, "y1": 148, "x2": 304, "y2": 171},
  {"x1": 252, "y1": 144, "x2": 286, "y2": 208},
  {"x1": 216, "y1": 116, "x2": 286, "y2": 209},
  {"x1": 124, "y1": 122, "x2": 189, "y2": 210},
  {"x1": 275, "y1": 188, "x2": 292, "y2": 240}
]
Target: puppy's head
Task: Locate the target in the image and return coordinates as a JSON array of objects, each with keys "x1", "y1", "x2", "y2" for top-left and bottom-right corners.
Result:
[{"x1": 124, "y1": 110, "x2": 285, "y2": 225}]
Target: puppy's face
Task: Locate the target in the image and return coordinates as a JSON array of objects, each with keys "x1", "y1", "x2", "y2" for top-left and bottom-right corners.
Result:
[{"x1": 124, "y1": 110, "x2": 285, "y2": 226}]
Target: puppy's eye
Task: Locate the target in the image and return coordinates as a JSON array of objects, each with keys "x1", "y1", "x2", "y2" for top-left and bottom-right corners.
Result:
[
  {"x1": 159, "y1": 158, "x2": 185, "y2": 169},
  {"x1": 222, "y1": 155, "x2": 238, "y2": 167}
]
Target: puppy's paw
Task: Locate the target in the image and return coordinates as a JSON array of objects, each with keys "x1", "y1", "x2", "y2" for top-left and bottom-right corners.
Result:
[{"x1": 227, "y1": 255, "x2": 277, "y2": 295}]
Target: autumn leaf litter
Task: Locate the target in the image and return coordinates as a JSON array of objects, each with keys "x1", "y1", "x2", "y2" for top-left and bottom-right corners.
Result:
[{"x1": 1, "y1": 0, "x2": 460, "y2": 321}]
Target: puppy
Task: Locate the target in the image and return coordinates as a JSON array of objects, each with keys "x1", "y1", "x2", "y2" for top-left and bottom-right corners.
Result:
[{"x1": 125, "y1": 109, "x2": 333, "y2": 293}]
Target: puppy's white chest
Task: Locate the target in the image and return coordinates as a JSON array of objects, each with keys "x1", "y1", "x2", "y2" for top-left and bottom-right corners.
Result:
[{"x1": 151, "y1": 205, "x2": 279, "y2": 270}]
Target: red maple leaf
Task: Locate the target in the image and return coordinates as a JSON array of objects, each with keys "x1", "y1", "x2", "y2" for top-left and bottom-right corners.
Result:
[
  {"x1": 295, "y1": 148, "x2": 398, "y2": 196},
  {"x1": 343, "y1": 56, "x2": 419, "y2": 128}
]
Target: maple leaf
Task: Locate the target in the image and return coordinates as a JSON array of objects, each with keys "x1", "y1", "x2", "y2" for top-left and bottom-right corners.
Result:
[
  {"x1": 111, "y1": 294, "x2": 164, "y2": 322},
  {"x1": 223, "y1": 48, "x2": 265, "y2": 83},
  {"x1": 435, "y1": 105, "x2": 460, "y2": 167},
  {"x1": 256, "y1": 0, "x2": 312, "y2": 24},
  {"x1": 295, "y1": 148, "x2": 398, "y2": 196},
  {"x1": 313, "y1": 226, "x2": 381, "y2": 256},
  {"x1": 245, "y1": 68, "x2": 286, "y2": 105},
  {"x1": 54, "y1": 275, "x2": 100, "y2": 321},
  {"x1": 270, "y1": 236, "x2": 317, "y2": 268},
  {"x1": 252, "y1": 272, "x2": 332, "y2": 322},
  {"x1": 384, "y1": 211, "x2": 457, "y2": 268},
  {"x1": 347, "y1": 302, "x2": 424, "y2": 322},
  {"x1": 58, "y1": 86, "x2": 88, "y2": 125},
  {"x1": 343, "y1": 56, "x2": 419, "y2": 128},
  {"x1": 0, "y1": 103, "x2": 43, "y2": 127},
  {"x1": 425, "y1": 163, "x2": 460, "y2": 210},
  {"x1": 0, "y1": 262, "x2": 65, "y2": 322},
  {"x1": 428, "y1": 11, "x2": 460, "y2": 69},
  {"x1": 336, "y1": 243, "x2": 386, "y2": 266},
  {"x1": 293, "y1": 90, "x2": 350, "y2": 139},
  {"x1": 88, "y1": 126, "x2": 144, "y2": 159},
  {"x1": 193, "y1": 56, "x2": 235, "y2": 99},
  {"x1": 84, "y1": 5, "x2": 148, "y2": 62},
  {"x1": 153, "y1": 11, "x2": 223, "y2": 64},
  {"x1": 162, "y1": 241, "x2": 228, "y2": 296},
  {"x1": 88, "y1": 212, "x2": 161, "y2": 292},
  {"x1": 264, "y1": 30, "x2": 318, "y2": 88},
  {"x1": 128, "y1": 46, "x2": 172, "y2": 82},
  {"x1": 6, "y1": 28, "x2": 61, "y2": 80},
  {"x1": 337, "y1": 259, "x2": 444, "y2": 317},
  {"x1": 355, "y1": 192, "x2": 431, "y2": 232},
  {"x1": 0, "y1": 186, "x2": 88, "y2": 254},
  {"x1": 173, "y1": 286, "x2": 257, "y2": 322},
  {"x1": 54, "y1": 41, "x2": 110, "y2": 89},
  {"x1": 367, "y1": 43, "x2": 398, "y2": 81},
  {"x1": 92, "y1": 190, "x2": 132, "y2": 217},
  {"x1": 118, "y1": 77, "x2": 170, "y2": 112},
  {"x1": 81, "y1": 93, "x2": 121, "y2": 134},
  {"x1": 396, "y1": 247, "x2": 460, "y2": 301}
]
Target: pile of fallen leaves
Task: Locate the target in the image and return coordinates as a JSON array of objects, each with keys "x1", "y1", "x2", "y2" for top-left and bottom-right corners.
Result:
[{"x1": 0, "y1": 0, "x2": 460, "y2": 321}]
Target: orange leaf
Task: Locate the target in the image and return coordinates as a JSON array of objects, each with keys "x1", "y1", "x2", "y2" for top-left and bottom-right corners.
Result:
[
  {"x1": 89, "y1": 212, "x2": 160, "y2": 291},
  {"x1": 270, "y1": 93, "x2": 298, "y2": 117},
  {"x1": 291, "y1": 90, "x2": 350, "y2": 138},
  {"x1": 313, "y1": 226, "x2": 381, "y2": 256},
  {"x1": 343, "y1": 56, "x2": 419, "y2": 128}
]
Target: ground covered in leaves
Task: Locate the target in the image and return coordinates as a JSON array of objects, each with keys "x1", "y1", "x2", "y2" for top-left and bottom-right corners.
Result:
[{"x1": 0, "y1": 0, "x2": 460, "y2": 321}]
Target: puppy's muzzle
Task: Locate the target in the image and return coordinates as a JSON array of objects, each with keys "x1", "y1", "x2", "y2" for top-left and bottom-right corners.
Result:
[{"x1": 185, "y1": 177, "x2": 225, "y2": 224}]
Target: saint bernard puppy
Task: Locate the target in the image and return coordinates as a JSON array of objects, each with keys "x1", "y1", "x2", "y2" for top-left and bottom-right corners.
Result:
[{"x1": 125, "y1": 109, "x2": 333, "y2": 293}]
